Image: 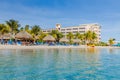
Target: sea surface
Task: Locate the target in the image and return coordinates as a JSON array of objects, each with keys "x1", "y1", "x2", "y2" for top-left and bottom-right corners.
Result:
[{"x1": 0, "y1": 48, "x2": 120, "y2": 80}]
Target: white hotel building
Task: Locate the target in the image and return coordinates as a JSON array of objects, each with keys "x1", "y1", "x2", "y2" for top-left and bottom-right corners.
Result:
[{"x1": 42, "y1": 23, "x2": 101, "y2": 42}]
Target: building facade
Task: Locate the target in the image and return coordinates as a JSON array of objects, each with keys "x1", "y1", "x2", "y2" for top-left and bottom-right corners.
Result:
[{"x1": 42, "y1": 23, "x2": 101, "y2": 42}]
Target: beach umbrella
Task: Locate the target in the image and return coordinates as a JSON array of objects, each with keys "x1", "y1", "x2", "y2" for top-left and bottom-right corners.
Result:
[
  {"x1": 59, "y1": 37, "x2": 69, "y2": 42},
  {"x1": 73, "y1": 39, "x2": 80, "y2": 43},
  {"x1": 0, "y1": 35, "x2": 2, "y2": 39},
  {"x1": 2, "y1": 33, "x2": 14, "y2": 39},
  {"x1": 15, "y1": 31, "x2": 33, "y2": 40},
  {"x1": 43, "y1": 35, "x2": 55, "y2": 41}
]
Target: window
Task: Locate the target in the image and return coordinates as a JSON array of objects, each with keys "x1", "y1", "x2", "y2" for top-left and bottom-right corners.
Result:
[
  {"x1": 73, "y1": 28, "x2": 78, "y2": 30},
  {"x1": 73, "y1": 31, "x2": 78, "y2": 33},
  {"x1": 67, "y1": 32, "x2": 71, "y2": 33},
  {"x1": 79, "y1": 31, "x2": 85, "y2": 33},
  {"x1": 79, "y1": 28, "x2": 85, "y2": 29},
  {"x1": 61, "y1": 29, "x2": 65, "y2": 31},
  {"x1": 66, "y1": 29, "x2": 71, "y2": 30}
]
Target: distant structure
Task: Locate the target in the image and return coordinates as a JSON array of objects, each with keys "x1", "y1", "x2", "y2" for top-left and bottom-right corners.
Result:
[
  {"x1": 42, "y1": 23, "x2": 101, "y2": 42},
  {"x1": 56, "y1": 24, "x2": 61, "y2": 30}
]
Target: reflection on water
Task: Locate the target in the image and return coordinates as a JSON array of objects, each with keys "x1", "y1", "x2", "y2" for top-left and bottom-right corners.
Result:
[
  {"x1": 107, "y1": 48, "x2": 118, "y2": 54},
  {"x1": 0, "y1": 48, "x2": 120, "y2": 80}
]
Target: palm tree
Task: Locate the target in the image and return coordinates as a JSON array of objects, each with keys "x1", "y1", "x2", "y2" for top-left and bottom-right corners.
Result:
[
  {"x1": 39, "y1": 32, "x2": 47, "y2": 41},
  {"x1": 84, "y1": 31, "x2": 90, "y2": 44},
  {"x1": 25, "y1": 25, "x2": 29, "y2": 31},
  {"x1": 31, "y1": 25, "x2": 41, "y2": 36},
  {"x1": 84, "y1": 31, "x2": 97, "y2": 44},
  {"x1": 20, "y1": 27, "x2": 24, "y2": 31},
  {"x1": 78, "y1": 34, "x2": 85, "y2": 44},
  {"x1": 74, "y1": 32, "x2": 86, "y2": 44},
  {"x1": 67, "y1": 32, "x2": 74, "y2": 40},
  {"x1": 92, "y1": 32, "x2": 97, "y2": 43},
  {"x1": 24, "y1": 25, "x2": 31, "y2": 33},
  {"x1": 50, "y1": 30, "x2": 63, "y2": 42},
  {"x1": 57, "y1": 32, "x2": 63, "y2": 42},
  {"x1": 74, "y1": 32, "x2": 80, "y2": 39},
  {"x1": 0, "y1": 24, "x2": 10, "y2": 35},
  {"x1": 67, "y1": 32, "x2": 74, "y2": 44},
  {"x1": 6, "y1": 19, "x2": 20, "y2": 34},
  {"x1": 50, "y1": 30, "x2": 57, "y2": 39},
  {"x1": 108, "y1": 38, "x2": 115, "y2": 46},
  {"x1": 74, "y1": 32, "x2": 85, "y2": 40}
]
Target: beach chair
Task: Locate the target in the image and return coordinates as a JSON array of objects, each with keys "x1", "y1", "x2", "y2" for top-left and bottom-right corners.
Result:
[
  {"x1": 8, "y1": 40, "x2": 13, "y2": 45},
  {"x1": 49, "y1": 42, "x2": 55, "y2": 46},
  {"x1": 17, "y1": 41, "x2": 22, "y2": 46}
]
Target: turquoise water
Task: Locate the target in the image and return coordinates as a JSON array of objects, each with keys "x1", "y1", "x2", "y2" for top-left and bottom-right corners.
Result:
[{"x1": 0, "y1": 48, "x2": 120, "y2": 80}]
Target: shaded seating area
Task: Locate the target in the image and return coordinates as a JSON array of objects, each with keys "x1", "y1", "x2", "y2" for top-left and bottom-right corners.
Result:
[
  {"x1": 16, "y1": 40, "x2": 22, "y2": 45},
  {"x1": 15, "y1": 31, "x2": 33, "y2": 46},
  {"x1": 73, "y1": 39, "x2": 80, "y2": 46},
  {"x1": 43, "y1": 35, "x2": 55, "y2": 46},
  {"x1": 0, "y1": 32, "x2": 82, "y2": 46},
  {"x1": 34, "y1": 36, "x2": 43, "y2": 45},
  {"x1": 0, "y1": 33, "x2": 15, "y2": 45},
  {"x1": 59, "y1": 37, "x2": 69, "y2": 45}
]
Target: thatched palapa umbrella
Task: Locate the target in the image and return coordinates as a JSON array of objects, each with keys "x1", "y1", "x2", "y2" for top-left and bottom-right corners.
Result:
[
  {"x1": 60, "y1": 37, "x2": 69, "y2": 42},
  {"x1": 2, "y1": 33, "x2": 14, "y2": 40},
  {"x1": 0, "y1": 35, "x2": 3, "y2": 39},
  {"x1": 15, "y1": 31, "x2": 33, "y2": 45},
  {"x1": 15, "y1": 31, "x2": 33, "y2": 40},
  {"x1": 43, "y1": 35, "x2": 55, "y2": 41},
  {"x1": 73, "y1": 39, "x2": 80, "y2": 43},
  {"x1": 0, "y1": 33, "x2": 14, "y2": 44}
]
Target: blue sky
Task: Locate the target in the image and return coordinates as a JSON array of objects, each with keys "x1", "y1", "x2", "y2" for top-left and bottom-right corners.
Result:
[{"x1": 0, "y1": 0, "x2": 120, "y2": 41}]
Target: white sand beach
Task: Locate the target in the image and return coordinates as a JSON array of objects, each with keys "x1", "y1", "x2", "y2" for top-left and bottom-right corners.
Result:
[{"x1": 0, "y1": 45, "x2": 119, "y2": 49}]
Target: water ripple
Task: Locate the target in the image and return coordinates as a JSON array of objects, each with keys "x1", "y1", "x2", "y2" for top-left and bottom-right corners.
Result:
[{"x1": 0, "y1": 48, "x2": 120, "y2": 80}]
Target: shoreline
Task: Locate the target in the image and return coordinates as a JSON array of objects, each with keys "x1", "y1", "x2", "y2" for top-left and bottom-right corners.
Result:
[{"x1": 0, "y1": 45, "x2": 120, "y2": 49}]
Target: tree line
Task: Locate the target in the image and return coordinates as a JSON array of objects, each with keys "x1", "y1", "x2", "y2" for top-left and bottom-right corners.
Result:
[{"x1": 0, "y1": 19, "x2": 109, "y2": 45}]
